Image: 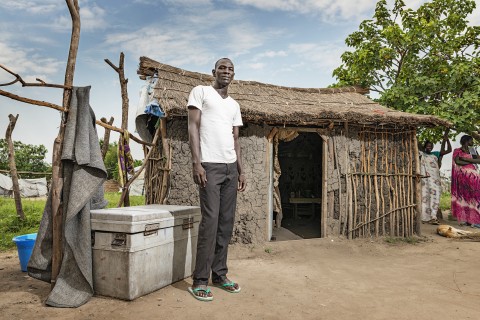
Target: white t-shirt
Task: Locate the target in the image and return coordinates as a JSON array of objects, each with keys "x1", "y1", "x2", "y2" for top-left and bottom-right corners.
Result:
[{"x1": 187, "y1": 85, "x2": 243, "y2": 163}]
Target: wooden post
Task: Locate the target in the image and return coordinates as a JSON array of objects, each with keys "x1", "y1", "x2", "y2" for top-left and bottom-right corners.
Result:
[
  {"x1": 320, "y1": 135, "x2": 328, "y2": 238},
  {"x1": 51, "y1": 0, "x2": 80, "y2": 287},
  {"x1": 344, "y1": 123, "x2": 352, "y2": 239},
  {"x1": 105, "y1": 53, "x2": 130, "y2": 207},
  {"x1": 100, "y1": 117, "x2": 114, "y2": 160},
  {"x1": 413, "y1": 131, "x2": 422, "y2": 236},
  {"x1": 5, "y1": 114, "x2": 25, "y2": 220},
  {"x1": 159, "y1": 118, "x2": 170, "y2": 203}
]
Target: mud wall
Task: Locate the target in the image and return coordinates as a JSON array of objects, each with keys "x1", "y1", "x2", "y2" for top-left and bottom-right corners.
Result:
[{"x1": 165, "y1": 119, "x2": 271, "y2": 244}]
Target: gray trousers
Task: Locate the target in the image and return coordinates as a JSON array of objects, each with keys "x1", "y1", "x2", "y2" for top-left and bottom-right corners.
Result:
[{"x1": 193, "y1": 162, "x2": 238, "y2": 286}]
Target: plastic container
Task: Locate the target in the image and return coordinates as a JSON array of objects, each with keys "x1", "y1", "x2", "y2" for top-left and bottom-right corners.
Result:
[{"x1": 12, "y1": 233, "x2": 37, "y2": 272}]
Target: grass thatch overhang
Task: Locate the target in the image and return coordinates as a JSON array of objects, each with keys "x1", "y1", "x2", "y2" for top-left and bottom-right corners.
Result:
[{"x1": 138, "y1": 57, "x2": 451, "y2": 128}]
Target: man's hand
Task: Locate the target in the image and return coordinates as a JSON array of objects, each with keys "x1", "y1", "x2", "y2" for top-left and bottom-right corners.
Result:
[
  {"x1": 192, "y1": 163, "x2": 207, "y2": 188},
  {"x1": 237, "y1": 174, "x2": 247, "y2": 192}
]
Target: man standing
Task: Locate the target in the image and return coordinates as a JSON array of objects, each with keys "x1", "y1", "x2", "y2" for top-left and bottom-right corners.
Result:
[{"x1": 187, "y1": 58, "x2": 247, "y2": 301}]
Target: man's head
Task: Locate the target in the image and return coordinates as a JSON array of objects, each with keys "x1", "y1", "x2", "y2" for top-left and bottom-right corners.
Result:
[{"x1": 212, "y1": 58, "x2": 234, "y2": 88}]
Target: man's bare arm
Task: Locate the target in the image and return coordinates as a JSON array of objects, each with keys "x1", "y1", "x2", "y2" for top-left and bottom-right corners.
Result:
[
  {"x1": 188, "y1": 106, "x2": 206, "y2": 187},
  {"x1": 233, "y1": 126, "x2": 246, "y2": 192}
]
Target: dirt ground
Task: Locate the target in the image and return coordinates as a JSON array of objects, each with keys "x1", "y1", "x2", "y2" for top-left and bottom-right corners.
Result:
[{"x1": 1, "y1": 222, "x2": 480, "y2": 320}]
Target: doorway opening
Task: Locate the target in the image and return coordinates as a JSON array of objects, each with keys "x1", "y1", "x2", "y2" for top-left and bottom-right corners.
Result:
[{"x1": 276, "y1": 132, "x2": 323, "y2": 239}]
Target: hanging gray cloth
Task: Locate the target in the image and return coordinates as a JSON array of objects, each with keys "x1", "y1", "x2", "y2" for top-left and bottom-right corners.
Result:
[{"x1": 28, "y1": 86, "x2": 108, "y2": 307}]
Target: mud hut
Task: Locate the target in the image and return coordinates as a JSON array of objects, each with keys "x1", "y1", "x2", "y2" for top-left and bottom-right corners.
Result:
[{"x1": 136, "y1": 57, "x2": 450, "y2": 244}]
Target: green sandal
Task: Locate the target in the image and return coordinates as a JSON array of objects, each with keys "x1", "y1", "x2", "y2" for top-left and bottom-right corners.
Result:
[
  {"x1": 213, "y1": 281, "x2": 241, "y2": 293},
  {"x1": 188, "y1": 286, "x2": 213, "y2": 302}
]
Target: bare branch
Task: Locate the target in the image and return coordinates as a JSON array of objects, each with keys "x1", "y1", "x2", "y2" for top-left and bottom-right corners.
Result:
[
  {"x1": 0, "y1": 64, "x2": 71, "y2": 88},
  {"x1": 0, "y1": 89, "x2": 66, "y2": 111},
  {"x1": 95, "y1": 119, "x2": 154, "y2": 146},
  {"x1": 104, "y1": 59, "x2": 119, "y2": 72}
]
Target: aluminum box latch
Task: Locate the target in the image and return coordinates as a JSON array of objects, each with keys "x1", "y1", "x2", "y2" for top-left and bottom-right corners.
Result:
[
  {"x1": 111, "y1": 233, "x2": 127, "y2": 246},
  {"x1": 182, "y1": 217, "x2": 194, "y2": 230},
  {"x1": 144, "y1": 223, "x2": 160, "y2": 236}
]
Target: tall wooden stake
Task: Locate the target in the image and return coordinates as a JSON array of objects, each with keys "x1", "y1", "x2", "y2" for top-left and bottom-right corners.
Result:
[
  {"x1": 51, "y1": 0, "x2": 80, "y2": 286},
  {"x1": 105, "y1": 53, "x2": 130, "y2": 207},
  {"x1": 413, "y1": 131, "x2": 422, "y2": 236},
  {"x1": 5, "y1": 114, "x2": 25, "y2": 220}
]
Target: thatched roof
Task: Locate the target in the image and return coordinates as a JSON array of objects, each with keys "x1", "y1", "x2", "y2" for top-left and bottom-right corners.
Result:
[{"x1": 137, "y1": 57, "x2": 450, "y2": 128}]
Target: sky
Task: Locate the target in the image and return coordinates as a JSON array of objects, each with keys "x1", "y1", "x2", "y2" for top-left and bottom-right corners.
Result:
[{"x1": 0, "y1": 0, "x2": 479, "y2": 174}]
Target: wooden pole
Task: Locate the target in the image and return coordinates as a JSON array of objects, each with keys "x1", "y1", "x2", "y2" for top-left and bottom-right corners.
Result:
[
  {"x1": 5, "y1": 114, "x2": 25, "y2": 220},
  {"x1": 413, "y1": 131, "x2": 422, "y2": 236},
  {"x1": 100, "y1": 117, "x2": 114, "y2": 160},
  {"x1": 106, "y1": 53, "x2": 130, "y2": 207},
  {"x1": 321, "y1": 135, "x2": 328, "y2": 238},
  {"x1": 159, "y1": 118, "x2": 170, "y2": 204},
  {"x1": 373, "y1": 129, "x2": 380, "y2": 237},
  {"x1": 366, "y1": 131, "x2": 372, "y2": 236},
  {"x1": 380, "y1": 130, "x2": 386, "y2": 236},
  {"x1": 51, "y1": 0, "x2": 80, "y2": 287},
  {"x1": 345, "y1": 123, "x2": 352, "y2": 239},
  {"x1": 361, "y1": 130, "x2": 367, "y2": 238}
]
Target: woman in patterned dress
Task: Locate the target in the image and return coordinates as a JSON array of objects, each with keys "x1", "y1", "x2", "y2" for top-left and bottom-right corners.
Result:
[
  {"x1": 420, "y1": 133, "x2": 451, "y2": 224},
  {"x1": 451, "y1": 135, "x2": 480, "y2": 228}
]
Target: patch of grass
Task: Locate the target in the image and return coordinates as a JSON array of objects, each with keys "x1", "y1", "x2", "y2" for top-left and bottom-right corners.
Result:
[
  {"x1": 0, "y1": 192, "x2": 145, "y2": 251},
  {"x1": 384, "y1": 236, "x2": 424, "y2": 245},
  {"x1": 103, "y1": 192, "x2": 145, "y2": 208},
  {"x1": 264, "y1": 247, "x2": 272, "y2": 254},
  {"x1": 0, "y1": 198, "x2": 44, "y2": 251},
  {"x1": 440, "y1": 192, "x2": 451, "y2": 211}
]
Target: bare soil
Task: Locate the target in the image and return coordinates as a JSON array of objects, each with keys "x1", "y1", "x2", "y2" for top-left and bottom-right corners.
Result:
[{"x1": 1, "y1": 223, "x2": 479, "y2": 320}]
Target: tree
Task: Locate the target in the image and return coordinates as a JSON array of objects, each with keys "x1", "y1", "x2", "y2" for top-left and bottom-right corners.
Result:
[
  {"x1": 333, "y1": 0, "x2": 480, "y2": 142},
  {"x1": 0, "y1": 139, "x2": 51, "y2": 178}
]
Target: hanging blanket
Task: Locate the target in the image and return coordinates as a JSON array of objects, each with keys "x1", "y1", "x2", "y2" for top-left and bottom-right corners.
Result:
[{"x1": 27, "y1": 86, "x2": 108, "y2": 308}]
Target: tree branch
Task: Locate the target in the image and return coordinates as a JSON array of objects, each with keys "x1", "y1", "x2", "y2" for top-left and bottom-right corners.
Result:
[
  {"x1": 0, "y1": 64, "x2": 71, "y2": 89},
  {"x1": 0, "y1": 89, "x2": 66, "y2": 111},
  {"x1": 95, "y1": 119, "x2": 154, "y2": 146}
]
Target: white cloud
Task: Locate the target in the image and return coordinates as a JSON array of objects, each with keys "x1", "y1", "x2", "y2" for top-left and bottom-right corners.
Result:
[
  {"x1": 0, "y1": 40, "x2": 63, "y2": 84},
  {"x1": 50, "y1": 3, "x2": 107, "y2": 31},
  {"x1": 288, "y1": 41, "x2": 346, "y2": 73},
  {"x1": 105, "y1": 27, "x2": 214, "y2": 67},
  {"x1": 232, "y1": 0, "x2": 376, "y2": 22},
  {"x1": 248, "y1": 62, "x2": 265, "y2": 70},
  {"x1": 255, "y1": 50, "x2": 288, "y2": 59},
  {"x1": 0, "y1": 0, "x2": 61, "y2": 14},
  {"x1": 104, "y1": 8, "x2": 280, "y2": 68},
  {"x1": 134, "y1": 0, "x2": 212, "y2": 5}
]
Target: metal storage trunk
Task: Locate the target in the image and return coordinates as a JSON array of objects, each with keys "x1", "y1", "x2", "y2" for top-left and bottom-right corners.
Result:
[{"x1": 90, "y1": 204, "x2": 201, "y2": 300}]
